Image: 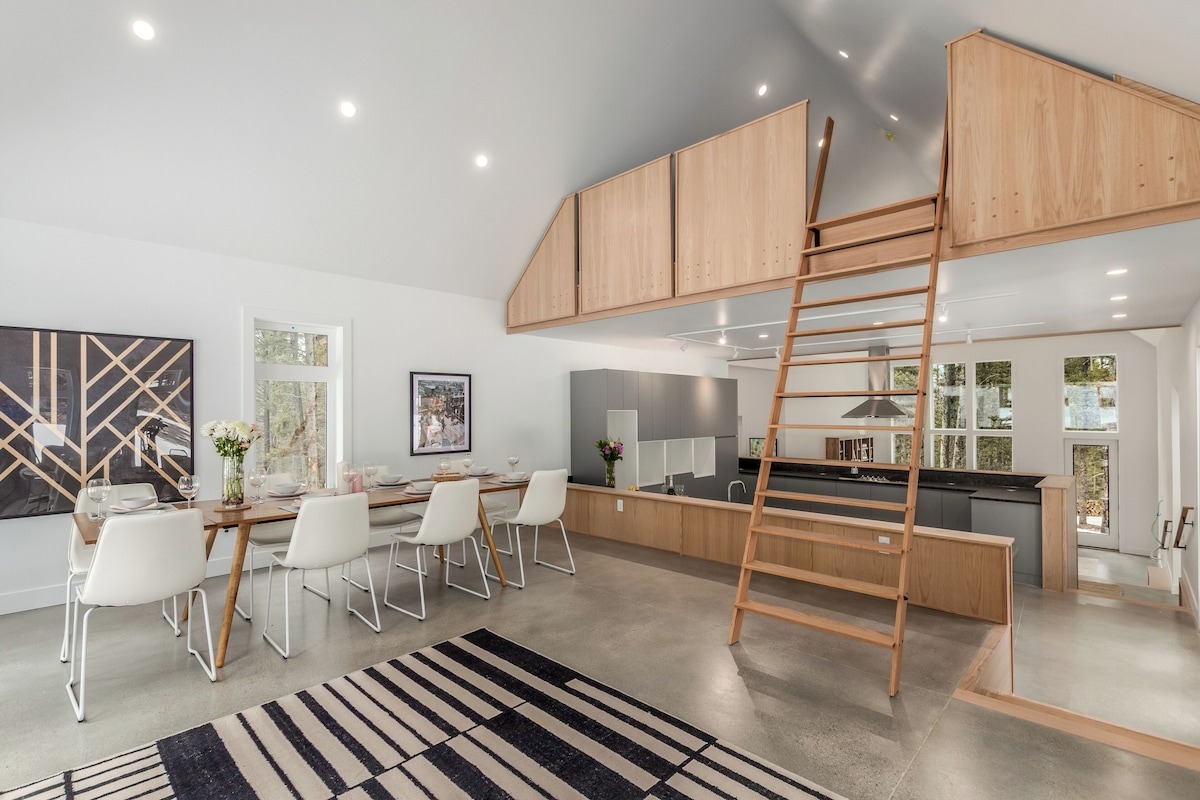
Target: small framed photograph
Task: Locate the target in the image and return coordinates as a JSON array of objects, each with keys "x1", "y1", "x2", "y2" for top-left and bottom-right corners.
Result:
[
  {"x1": 410, "y1": 372, "x2": 471, "y2": 455},
  {"x1": 748, "y1": 437, "x2": 776, "y2": 458}
]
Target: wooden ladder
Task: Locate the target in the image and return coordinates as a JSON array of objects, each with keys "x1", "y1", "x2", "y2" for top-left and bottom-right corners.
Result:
[{"x1": 728, "y1": 116, "x2": 950, "y2": 696}]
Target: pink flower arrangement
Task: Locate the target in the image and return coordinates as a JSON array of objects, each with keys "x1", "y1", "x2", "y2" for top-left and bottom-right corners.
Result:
[{"x1": 595, "y1": 438, "x2": 624, "y2": 463}]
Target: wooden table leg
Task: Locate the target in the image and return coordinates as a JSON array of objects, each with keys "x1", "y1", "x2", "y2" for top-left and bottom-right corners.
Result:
[
  {"x1": 182, "y1": 528, "x2": 220, "y2": 623},
  {"x1": 215, "y1": 522, "x2": 251, "y2": 669},
  {"x1": 478, "y1": 502, "x2": 506, "y2": 587}
]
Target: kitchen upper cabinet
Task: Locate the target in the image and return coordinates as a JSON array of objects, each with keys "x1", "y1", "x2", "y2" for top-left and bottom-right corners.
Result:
[
  {"x1": 506, "y1": 196, "x2": 577, "y2": 327},
  {"x1": 578, "y1": 156, "x2": 673, "y2": 314},
  {"x1": 675, "y1": 101, "x2": 808, "y2": 297}
]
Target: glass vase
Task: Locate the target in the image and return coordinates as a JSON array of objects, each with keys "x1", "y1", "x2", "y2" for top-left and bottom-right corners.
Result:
[
  {"x1": 604, "y1": 460, "x2": 616, "y2": 488},
  {"x1": 222, "y1": 455, "x2": 245, "y2": 507}
]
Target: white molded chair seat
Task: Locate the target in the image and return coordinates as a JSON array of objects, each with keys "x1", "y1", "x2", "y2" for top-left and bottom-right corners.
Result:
[
  {"x1": 488, "y1": 469, "x2": 573, "y2": 589},
  {"x1": 235, "y1": 472, "x2": 299, "y2": 621},
  {"x1": 384, "y1": 478, "x2": 489, "y2": 620},
  {"x1": 66, "y1": 508, "x2": 216, "y2": 721},
  {"x1": 61, "y1": 482, "x2": 161, "y2": 662},
  {"x1": 262, "y1": 492, "x2": 380, "y2": 658}
]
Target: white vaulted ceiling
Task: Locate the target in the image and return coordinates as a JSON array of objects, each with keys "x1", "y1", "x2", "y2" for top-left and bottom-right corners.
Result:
[{"x1": 2, "y1": 1, "x2": 1199, "y2": 353}]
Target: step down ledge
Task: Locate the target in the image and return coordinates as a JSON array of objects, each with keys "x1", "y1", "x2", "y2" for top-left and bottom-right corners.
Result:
[
  {"x1": 744, "y1": 561, "x2": 901, "y2": 600},
  {"x1": 735, "y1": 599, "x2": 896, "y2": 648}
]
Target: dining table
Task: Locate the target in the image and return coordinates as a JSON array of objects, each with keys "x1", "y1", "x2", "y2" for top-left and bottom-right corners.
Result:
[{"x1": 72, "y1": 475, "x2": 526, "y2": 669}]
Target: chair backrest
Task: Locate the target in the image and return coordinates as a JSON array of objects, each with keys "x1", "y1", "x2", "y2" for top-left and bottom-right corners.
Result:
[
  {"x1": 412, "y1": 478, "x2": 480, "y2": 546},
  {"x1": 79, "y1": 508, "x2": 207, "y2": 607},
  {"x1": 264, "y1": 472, "x2": 295, "y2": 490},
  {"x1": 511, "y1": 469, "x2": 568, "y2": 526},
  {"x1": 282, "y1": 492, "x2": 369, "y2": 569},
  {"x1": 70, "y1": 482, "x2": 157, "y2": 564}
]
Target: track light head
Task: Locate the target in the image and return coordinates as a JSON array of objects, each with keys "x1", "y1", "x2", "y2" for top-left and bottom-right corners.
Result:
[
  {"x1": 938, "y1": 303, "x2": 948, "y2": 323},
  {"x1": 718, "y1": 330, "x2": 727, "y2": 345},
  {"x1": 965, "y1": 331, "x2": 973, "y2": 345}
]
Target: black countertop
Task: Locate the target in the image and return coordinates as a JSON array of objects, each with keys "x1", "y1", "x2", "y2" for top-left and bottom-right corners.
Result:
[{"x1": 738, "y1": 458, "x2": 1044, "y2": 493}]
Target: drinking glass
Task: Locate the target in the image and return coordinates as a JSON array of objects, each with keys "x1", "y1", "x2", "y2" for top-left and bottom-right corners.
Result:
[
  {"x1": 339, "y1": 461, "x2": 351, "y2": 493},
  {"x1": 363, "y1": 463, "x2": 378, "y2": 489},
  {"x1": 178, "y1": 475, "x2": 198, "y2": 508},
  {"x1": 86, "y1": 478, "x2": 112, "y2": 519},
  {"x1": 506, "y1": 454, "x2": 520, "y2": 471},
  {"x1": 248, "y1": 466, "x2": 267, "y2": 504},
  {"x1": 438, "y1": 456, "x2": 451, "y2": 474},
  {"x1": 461, "y1": 455, "x2": 474, "y2": 472}
]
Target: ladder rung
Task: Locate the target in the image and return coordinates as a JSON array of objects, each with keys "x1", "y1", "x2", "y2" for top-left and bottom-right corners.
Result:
[
  {"x1": 807, "y1": 194, "x2": 938, "y2": 231},
  {"x1": 751, "y1": 524, "x2": 905, "y2": 553},
  {"x1": 757, "y1": 490, "x2": 908, "y2": 513},
  {"x1": 761, "y1": 457, "x2": 912, "y2": 472},
  {"x1": 770, "y1": 423, "x2": 915, "y2": 433},
  {"x1": 797, "y1": 254, "x2": 933, "y2": 283},
  {"x1": 789, "y1": 318, "x2": 925, "y2": 338},
  {"x1": 801, "y1": 223, "x2": 934, "y2": 256},
  {"x1": 744, "y1": 561, "x2": 901, "y2": 600},
  {"x1": 793, "y1": 285, "x2": 931, "y2": 311},
  {"x1": 776, "y1": 389, "x2": 919, "y2": 399},
  {"x1": 735, "y1": 599, "x2": 896, "y2": 648},
  {"x1": 782, "y1": 353, "x2": 923, "y2": 368}
]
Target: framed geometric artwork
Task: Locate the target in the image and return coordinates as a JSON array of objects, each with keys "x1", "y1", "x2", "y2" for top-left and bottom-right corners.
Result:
[
  {"x1": 410, "y1": 372, "x2": 472, "y2": 456},
  {"x1": 0, "y1": 325, "x2": 194, "y2": 520}
]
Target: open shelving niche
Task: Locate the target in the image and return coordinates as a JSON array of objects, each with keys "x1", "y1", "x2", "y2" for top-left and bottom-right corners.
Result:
[{"x1": 605, "y1": 410, "x2": 716, "y2": 488}]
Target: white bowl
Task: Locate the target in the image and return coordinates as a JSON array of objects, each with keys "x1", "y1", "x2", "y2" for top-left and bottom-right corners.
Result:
[
  {"x1": 412, "y1": 480, "x2": 436, "y2": 492},
  {"x1": 120, "y1": 496, "x2": 156, "y2": 510},
  {"x1": 272, "y1": 483, "x2": 303, "y2": 495},
  {"x1": 505, "y1": 471, "x2": 526, "y2": 481},
  {"x1": 468, "y1": 466, "x2": 489, "y2": 476},
  {"x1": 377, "y1": 474, "x2": 404, "y2": 485}
]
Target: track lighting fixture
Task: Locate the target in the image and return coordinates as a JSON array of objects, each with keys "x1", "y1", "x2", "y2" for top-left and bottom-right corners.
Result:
[
  {"x1": 718, "y1": 330, "x2": 727, "y2": 345},
  {"x1": 938, "y1": 304, "x2": 948, "y2": 323},
  {"x1": 965, "y1": 331, "x2": 973, "y2": 345}
]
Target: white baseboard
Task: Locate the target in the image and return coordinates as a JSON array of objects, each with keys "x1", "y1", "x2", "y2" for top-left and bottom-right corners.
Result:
[{"x1": 1182, "y1": 569, "x2": 1199, "y2": 629}]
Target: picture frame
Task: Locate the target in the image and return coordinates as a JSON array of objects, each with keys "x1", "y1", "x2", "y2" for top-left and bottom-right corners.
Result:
[
  {"x1": 0, "y1": 324, "x2": 194, "y2": 519},
  {"x1": 1175, "y1": 505, "x2": 1194, "y2": 549},
  {"x1": 410, "y1": 372, "x2": 472, "y2": 456},
  {"x1": 748, "y1": 437, "x2": 776, "y2": 458}
]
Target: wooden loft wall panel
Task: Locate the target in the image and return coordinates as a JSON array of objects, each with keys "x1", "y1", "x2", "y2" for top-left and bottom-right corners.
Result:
[
  {"x1": 578, "y1": 155, "x2": 673, "y2": 314},
  {"x1": 675, "y1": 101, "x2": 807, "y2": 296},
  {"x1": 946, "y1": 32, "x2": 1200, "y2": 258},
  {"x1": 506, "y1": 196, "x2": 578, "y2": 328}
]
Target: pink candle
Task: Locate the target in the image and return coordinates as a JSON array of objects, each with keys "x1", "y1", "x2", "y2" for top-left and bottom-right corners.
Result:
[{"x1": 351, "y1": 472, "x2": 363, "y2": 493}]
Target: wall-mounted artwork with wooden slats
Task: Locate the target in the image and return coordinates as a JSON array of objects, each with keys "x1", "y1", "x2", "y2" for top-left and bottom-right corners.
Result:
[{"x1": 0, "y1": 326, "x2": 193, "y2": 519}]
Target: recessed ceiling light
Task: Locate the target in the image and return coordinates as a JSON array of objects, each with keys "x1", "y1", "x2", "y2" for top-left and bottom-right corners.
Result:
[
  {"x1": 1110, "y1": 295, "x2": 1127, "y2": 301},
  {"x1": 838, "y1": 50, "x2": 849, "y2": 59},
  {"x1": 475, "y1": 154, "x2": 490, "y2": 168},
  {"x1": 757, "y1": 84, "x2": 768, "y2": 97},
  {"x1": 339, "y1": 101, "x2": 357, "y2": 118},
  {"x1": 1112, "y1": 313, "x2": 1128, "y2": 319},
  {"x1": 758, "y1": 333, "x2": 769, "y2": 339},
  {"x1": 131, "y1": 20, "x2": 155, "y2": 41},
  {"x1": 1106, "y1": 268, "x2": 1128, "y2": 275}
]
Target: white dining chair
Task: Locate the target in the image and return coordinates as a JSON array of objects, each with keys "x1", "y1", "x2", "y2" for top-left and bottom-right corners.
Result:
[
  {"x1": 65, "y1": 508, "x2": 216, "y2": 722},
  {"x1": 487, "y1": 469, "x2": 573, "y2": 588},
  {"x1": 262, "y1": 492, "x2": 380, "y2": 658},
  {"x1": 234, "y1": 472, "x2": 303, "y2": 621},
  {"x1": 60, "y1": 482, "x2": 164, "y2": 662},
  {"x1": 383, "y1": 478, "x2": 488, "y2": 620},
  {"x1": 338, "y1": 464, "x2": 425, "y2": 594}
]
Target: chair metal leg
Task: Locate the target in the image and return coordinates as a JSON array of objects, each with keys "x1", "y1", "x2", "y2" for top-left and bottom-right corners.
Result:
[
  {"x1": 384, "y1": 540, "x2": 428, "y2": 620},
  {"x1": 65, "y1": 600, "x2": 94, "y2": 722},
  {"x1": 262, "y1": 564, "x2": 294, "y2": 658},
  {"x1": 186, "y1": 588, "x2": 217, "y2": 681},
  {"x1": 302, "y1": 568, "x2": 332, "y2": 601},
  {"x1": 447, "y1": 537, "x2": 491, "y2": 600},
  {"x1": 341, "y1": 562, "x2": 369, "y2": 592},
  {"x1": 161, "y1": 595, "x2": 182, "y2": 636},
  {"x1": 60, "y1": 571, "x2": 81, "y2": 662},
  {"x1": 485, "y1": 523, "x2": 524, "y2": 588},
  {"x1": 534, "y1": 519, "x2": 576, "y2": 575},
  {"x1": 345, "y1": 556, "x2": 381, "y2": 633}
]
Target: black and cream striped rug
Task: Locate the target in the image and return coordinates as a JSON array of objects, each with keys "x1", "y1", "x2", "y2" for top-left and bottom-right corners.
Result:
[{"x1": 4, "y1": 629, "x2": 843, "y2": 799}]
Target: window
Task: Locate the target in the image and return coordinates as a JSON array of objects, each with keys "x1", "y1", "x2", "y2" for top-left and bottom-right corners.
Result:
[
  {"x1": 891, "y1": 359, "x2": 1014, "y2": 471},
  {"x1": 245, "y1": 313, "x2": 349, "y2": 489},
  {"x1": 1064, "y1": 355, "x2": 1117, "y2": 431}
]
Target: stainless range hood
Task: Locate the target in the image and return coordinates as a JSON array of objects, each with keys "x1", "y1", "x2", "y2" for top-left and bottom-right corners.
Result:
[{"x1": 841, "y1": 346, "x2": 911, "y2": 419}]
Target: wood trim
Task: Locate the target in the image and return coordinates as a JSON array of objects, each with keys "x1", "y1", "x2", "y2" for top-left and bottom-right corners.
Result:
[
  {"x1": 951, "y1": 689, "x2": 1200, "y2": 773},
  {"x1": 955, "y1": 623, "x2": 1013, "y2": 695},
  {"x1": 1114, "y1": 75, "x2": 1200, "y2": 118},
  {"x1": 1068, "y1": 587, "x2": 1186, "y2": 613},
  {"x1": 675, "y1": 99, "x2": 809, "y2": 155}
]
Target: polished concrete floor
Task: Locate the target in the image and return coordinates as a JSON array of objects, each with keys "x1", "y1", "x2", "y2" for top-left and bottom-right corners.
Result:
[
  {"x1": 1, "y1": 533, "x2": 1197, "y2": 798},
  {"x1": 1078, "y1": 547, "x2": 1177, "y2": 605}
]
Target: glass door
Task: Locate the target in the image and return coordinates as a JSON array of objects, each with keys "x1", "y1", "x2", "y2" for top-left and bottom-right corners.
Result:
[{"x1": 1066, "y1": 440, "x2": 1118, "y2": 550}]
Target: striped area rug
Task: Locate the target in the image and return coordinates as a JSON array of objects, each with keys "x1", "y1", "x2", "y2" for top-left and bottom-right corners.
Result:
[{"x1": 4, "y1": 628, "x2": 843, "y2": 799}]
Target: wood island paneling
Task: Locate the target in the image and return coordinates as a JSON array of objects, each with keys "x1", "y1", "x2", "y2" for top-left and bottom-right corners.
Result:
[
  {"x1": 675, "y1": 101, "x2": 808, "y2": 296},
  {"x1": 568, "y1": 485, "x2": 1013, "y2": 624},
  {"x1": 506, "y1": 196, "x2": 577, "y2": 327},
  {"x1": 578, "y1": 156, "x2": 673, "y2": 314}
]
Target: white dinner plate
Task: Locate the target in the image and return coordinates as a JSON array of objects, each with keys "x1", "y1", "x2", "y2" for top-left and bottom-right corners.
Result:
[
  {"x1": 403, "y1": 487, "x2": 433, "y2": 496},
  {"x1": 376, "y1": 478, "x2": 410, "y2": 487},
  {"x1": 467, "y1": 470, "x2": 494, "y2": 478},
  {"x1": 267, "y1": 490, "x2": 308, "y2": 499},
  {"x1": 497, "y1": 478, "x2": 528, "y2": 485},
  {"x1": 108, "y1": 502, "x2": 172, "y2": 514}
]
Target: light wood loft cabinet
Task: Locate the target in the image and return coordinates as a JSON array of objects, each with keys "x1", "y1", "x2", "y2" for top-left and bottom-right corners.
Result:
[
  {"x1": 676, "y1": 101, "x2": 807, "y2": 296},
  {"x1": 946, "y1": 31, "x2": 1200, "y2": 259},
  {"x1": 506, "y1": 196, "x2": 577, "y2": 327},
  {"x1": 578, "y1": 156, "x2": 673, "y2": 314}
]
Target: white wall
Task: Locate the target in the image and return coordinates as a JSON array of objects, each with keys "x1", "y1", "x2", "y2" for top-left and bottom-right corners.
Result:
[
  {"x1": 0, "y1": 218, "x2": 725, "y2": 614},
  {"x1": 730, "y1": 362, "x2": 777, "y2": 456},
  {"x1": 1162, "y1": 299, "x2": 1200, "y2": 622},
  {"x1": 734, "y1": 331, "x2": 1162, "y2": 556}
]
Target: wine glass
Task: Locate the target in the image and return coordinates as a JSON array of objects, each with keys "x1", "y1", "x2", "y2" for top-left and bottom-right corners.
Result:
[
  {"x1": 363, "y1": 463, "x2": 378, "y2": 490},
  {"x1": 506, "y1": 453, "x2": 520, "y2": 471},
  {"x1": 86, "y1": 477, "x2": 112, "y2": 519},
  {"x1": 248, "y1": 466, "x2": 267, "y2": 504},
  {"x1": 461, "y1": 455, "x2": 474, "y2": 473},
  {"x1": 178, "y1": 475, "x2": 198, "y2": 508},
  {"x1": 338, "y1": 461, "x2": 351, "y2": 494}
]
